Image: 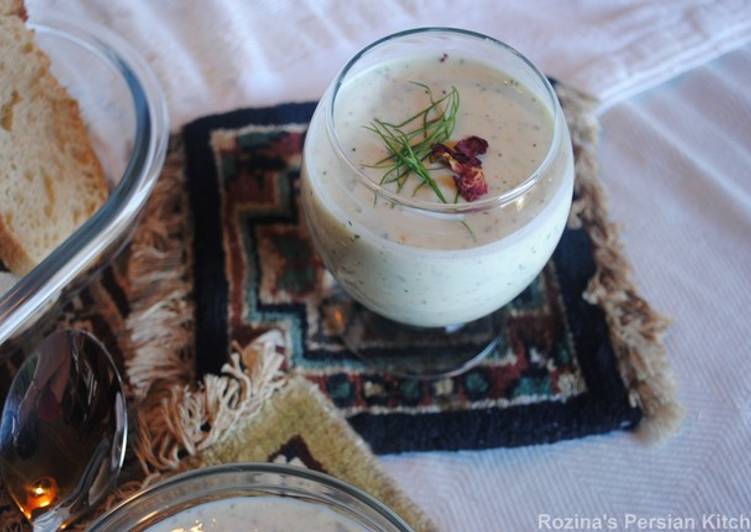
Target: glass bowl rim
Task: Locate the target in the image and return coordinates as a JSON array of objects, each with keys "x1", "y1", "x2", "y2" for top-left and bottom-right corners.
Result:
[
  {"x1": 0, "y1": 13, "x2": 169, "y2": 345},
  {"x1": 324, "y1": 26, "x2": 562, "y2": 215},
  {"x1": 88, "y1": 462, "x2": 414, "y2": 531}
]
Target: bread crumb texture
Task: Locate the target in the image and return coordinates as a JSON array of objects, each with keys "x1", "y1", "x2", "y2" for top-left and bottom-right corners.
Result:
[{"x1": 0, "y1": 15, "x2": 108, "y2": 274}]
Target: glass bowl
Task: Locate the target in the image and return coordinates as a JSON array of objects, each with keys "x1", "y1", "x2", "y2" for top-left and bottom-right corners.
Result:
[
  {"x1": 89, "y1": 463, "x2": 413, "y2": 531},
  {"x1": 0, "y1": 13, "x2": 169, "y2": 358}
]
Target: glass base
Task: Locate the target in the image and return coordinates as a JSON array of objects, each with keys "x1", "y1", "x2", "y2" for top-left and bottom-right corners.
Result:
[{"x1": 321, "y1": 288, "x2": 504, "y2": 380}]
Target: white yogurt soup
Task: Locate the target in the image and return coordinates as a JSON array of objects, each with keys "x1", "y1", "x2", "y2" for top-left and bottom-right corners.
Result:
[
  {"x1": 301, "y1": 31, "x2": 574, "y2": 327},
  {"x1": 146, "y1": 496, "x2": 366, "y2": 532}
]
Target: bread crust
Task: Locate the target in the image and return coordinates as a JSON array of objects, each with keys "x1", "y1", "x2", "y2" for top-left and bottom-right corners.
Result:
[{"x1": 0, "y1": 215, "x2": 33, "y2": 274}]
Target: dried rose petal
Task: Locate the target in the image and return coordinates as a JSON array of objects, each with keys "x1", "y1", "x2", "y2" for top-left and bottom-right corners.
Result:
[
  {"x1": 432, "y1": 142, "x2": 481, "y2": 166},
  {"x1": 431, "y1": 143, "x2": 453, "y2": 160},
  {"x1": 431, "y1": 136, "x2": 490, "y2": 202},
  {"x1": 431, "y1": 144, "x2": 463, "y2": 172},
  {"x1": 453, "y1": 166, "x2": 488, "y2": 201},
  {"x1": 455, "y1": 136, "x2": 488, "y2": 158},
  {"x1": 454, "y1": 151, "x2": 480, "y2": 166}
]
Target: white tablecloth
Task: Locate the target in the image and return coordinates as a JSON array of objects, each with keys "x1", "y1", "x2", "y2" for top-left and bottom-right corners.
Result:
[
  {"x1": 382, "y1": 45, "x2": 751, "y2": 531},
  {"x1": 29, "y1": 1, "x2": 751, "y2": 530}
]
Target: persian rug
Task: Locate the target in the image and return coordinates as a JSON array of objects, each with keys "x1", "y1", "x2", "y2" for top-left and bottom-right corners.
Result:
[{"x1": 173, "y1": 82, "x2": 680, "y2": 454}]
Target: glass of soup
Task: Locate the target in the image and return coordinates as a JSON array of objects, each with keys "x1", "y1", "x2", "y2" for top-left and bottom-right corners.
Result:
[
  {"x1": 301, "y1": 28, "x2": 574, "y2": 377},
  {"x1": 89, "y1": 463, "x2": 412, "y2": 531}
]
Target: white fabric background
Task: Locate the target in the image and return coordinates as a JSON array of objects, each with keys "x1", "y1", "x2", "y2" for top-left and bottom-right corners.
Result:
[
  {"x1": 382, "y1": 46, "x2": 751, "y2": 530},
  {"x1": 33, "y1": 0, "x2": 751, "y2": 120},
  {"x1": 27, "y1": 1, "x2": 751, "y2": 530}
]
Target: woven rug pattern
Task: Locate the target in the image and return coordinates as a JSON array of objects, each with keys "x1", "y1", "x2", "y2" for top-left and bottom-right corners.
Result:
[{"x1": 178, "y1": 82, "x2": 679, "y2": 453}]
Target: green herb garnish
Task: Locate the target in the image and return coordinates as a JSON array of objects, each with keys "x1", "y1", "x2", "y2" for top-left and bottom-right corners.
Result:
[
  {"x1": 364, "y1": 82, "x2": 459, "y2": 203},
  {"x1": 363, "y1": 82, "x2": 475, "y2": 240}
]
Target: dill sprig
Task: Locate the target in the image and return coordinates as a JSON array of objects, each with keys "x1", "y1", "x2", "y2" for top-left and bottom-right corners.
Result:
[
  {"x1": 364, "y1": 82, "x2": 460, "y2": 203},
  {"x1": 363, "y1": 82, "x2": 476, "y2": 241}
]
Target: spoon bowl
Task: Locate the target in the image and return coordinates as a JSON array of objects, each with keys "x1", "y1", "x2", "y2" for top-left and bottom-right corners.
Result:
[{"x1": 0, "y1": 329, "x2": 127, "y2": 530}]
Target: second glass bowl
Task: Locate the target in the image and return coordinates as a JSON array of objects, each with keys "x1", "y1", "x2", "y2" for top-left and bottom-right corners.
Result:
[{"x1": 89, "y1": 463, "x2": 413, "y2": 531}]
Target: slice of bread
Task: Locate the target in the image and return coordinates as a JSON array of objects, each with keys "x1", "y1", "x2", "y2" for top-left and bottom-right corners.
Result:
[{"x1": 0, "y1": 6, "x2": 109, "y2": 275}]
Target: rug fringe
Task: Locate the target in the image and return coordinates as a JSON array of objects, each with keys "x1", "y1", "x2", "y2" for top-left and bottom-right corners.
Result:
[
  {"x1": 123, "y1": 136, "x2": 195, "y2": 400},
  {"x1": 119, "y1": 137, "x2": 288, "y2": 477},
  {"x1": 133, "y1": 331, "x2": 286, "y2": 476},
  {"x1": 558, "y1": 84, "x2": 683, "y2": 441}
]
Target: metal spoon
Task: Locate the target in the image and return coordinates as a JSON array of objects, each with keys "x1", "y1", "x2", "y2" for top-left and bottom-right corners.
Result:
[{"x1": 0, "y1": 329, "x2": 127, "y2": 530}]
